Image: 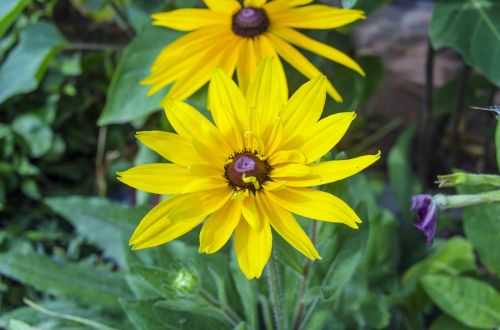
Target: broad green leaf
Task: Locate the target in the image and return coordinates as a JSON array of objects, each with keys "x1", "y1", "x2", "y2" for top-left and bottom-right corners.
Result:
[
  {"x1": 98, "y1": 26, "x2": 182, "y2": 125},
  {"x1": 429, "y1": 315, "x2": 477, "y2": 330},
  {"x1": 387, "y1": 125, "x2": 422, "y2": 219},
  {"x1": 12, "y1": 114, "x2": 54, "y2": 158},
  {"x1": 0, "y1": 0, "x2": 30, "y2": 38},
  {"x1": 459, "y1": 186, "x2": 500, "y2": 276},
  {"x1": 0, "y1": 252, "x2": 133, "y2": 310},
  {"x1": 120, "y1": 299, "x2": 231, "y2": 330},
  {"x1": 45, "y1": 196, "x2": 148, "y2": 268},
  {"x1": 403, "y1": 238, "x2": 475, "y2": 285},
  {"x1": 22, "y1": 299, "x2": 119, "y2": 330},
  {"x1": 321, "y1": 204, "x2": 369, "y2": 299},
  {"x1": 363, "y1": 209, "x2": 399, "y2": 284},
  {"x1": 430, "y1": 0, "x2": 500, "y2": 86},
  {"x1": 421, "y1": 275, "x2": 500, "y2": 328},
  {"x1": 0, "y1": 21, "x2": 66, "y2": 104},
  {"x1": 341, "y1": 0, "x2": 358, "y2": 9}
]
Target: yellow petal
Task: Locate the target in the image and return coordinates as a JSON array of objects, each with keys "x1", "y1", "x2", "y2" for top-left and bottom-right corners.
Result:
[
  {"x1": 117, "y1": 163, "x2": 193, "y2": 194},
  {"x1": 236, "y1": 38, "x2": 258, "y2": 94},
  {"x1": 271, "y1": 26, "x2": 364, "y2": 76},
  {"x1": 271, "y1": 164, "x2": 317, "y2": 178},
  {"x1": 264, "y1": 0, "x2": 314, "y2": 12},
  {"x1": 130, "y1": 189, "x2": 232, "y2": 248},
  {"x1": 164, "y1": 100, "x2": 232, "y2": 166},
  {"x1": 204, "y1": 0, "x2": 241, "y2": 14},
  {"x1": 152, "y1": 9, "x2": 228, "y2": 31},
  {"x1": 246, "y1": 58, "x2": 287, "y2": 142},
  {"x1": 234, "y1": 218, "x2": 272, "y2": 279},
  {"x1": 163, "y1": 35, "x2": 239, "y2": 101},
  {"x1": 263, "y1": 180, "x2": 287, "y2": 191},
  {"x1": 255, "y1": 35, "x2": 288, "y2": 102},
  {"x1": 242, "y1": 197, "x2": 262, "y2": 231},
  {"x1": 271, "y1": 5, "x2": 365, "y2": 30},
  {"x1": 267, "y1": 187, "x2": 361, "y2": 228},
  {"x1": 266, "y1": 32, "x2": 342, "y2": 101},
  {"x1": 136, "y1": 131, "x2": 205, "y2": 166},
  {"x1": 300, "y1": 112, "x2": 356, "y2": 162},
  {"x1": 182, "y1": 176, "x2": 228, "y2": 194},
  {"x1": 286, "y1": 152, "x2": 381, "y2": 187},
  {"x1": 143, "y1": 27, "x2": 225, "y2": 94},
  {"x1": 199, "y1": 200, "x2": 242, "y2": 253},
  {"x1": 260, "y1": 191, "x2": 320, "y2": 259},
  {"x1": 281, "y1": 76, "x2": 326, "y2": 144},
  {"x1": 244, "y1": 0, "x2": 266, "y2": 7},
  {"x1": 268, "y1": 150, "x2": 306, "y2": 165},
  {"x1": 208, "y1": 67, "x2": 246, "y2": 150}
]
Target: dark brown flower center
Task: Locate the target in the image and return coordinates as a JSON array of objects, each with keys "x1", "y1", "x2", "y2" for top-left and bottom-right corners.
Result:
[
  {"x1": 232, "y1": 7, "x2": 269, "y2": 38},
  {"x1": 225, "y1": 151, "x2": 271, "y2": 193}
]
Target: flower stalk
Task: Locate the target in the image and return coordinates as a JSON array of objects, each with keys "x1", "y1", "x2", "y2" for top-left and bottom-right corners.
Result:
[
  {"x1": 267, "y1": 253, "x2": 286, "y2": 330},
  {"x1": 437, "y1": 173, "x2": 500, "y2": 188},
  {"x1": 433, "y1": 190, "x2": 500, "y2": 210}
]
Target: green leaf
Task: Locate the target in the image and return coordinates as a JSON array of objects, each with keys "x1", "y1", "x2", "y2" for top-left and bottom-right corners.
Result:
[
  {"x1": 387, "y1": 125, "x2": 422, "y2": 219},
  {"x1": 321, "y1": 205, "x2": 369, "y2": 299},
  {"x1": 12, "y1": 114, "x2": 54, "y2": 158},
  {"x1": 421, "y1": 275, "x2": 500, "y2": 328},
  {"x1": 430, "y1": 0, "x2": 500, "y2": 86},
  {"x1": 120, "y1": 299, "x2": 230, "y2": 330},
  {"x1": 0, "y1": 252, "x2": 133, "y2": 310},
  {"x1": 0, "y1": 0, "x2": 29, "y2": 38},
  {"x1": 459, "y1": 186, "x2": 500, "y2": 276},
  {"x1": 45, "y1": 196, "x2": 148, "y2": 268},
  {"x1": 230, "y1": 255, "x2": 258, "y2": 330},
  {"x1": 22, "y1": 298, "x2": 119, "y2": 330},
  {"x1": 403, "y1": 238, "x2": 476, "y2": 285},
  {"x1": 98, "y1": 26, "x2": 182, "y2": 125},
  {"x1": 341, "y1": 0, "x2": 358, "y2": 9},
  {"x1": 0, "y1": 21, "x2": 66, "y2": 104},
  {"x1": 429, "y1": 315, "x2": 478, "y2": 330}
]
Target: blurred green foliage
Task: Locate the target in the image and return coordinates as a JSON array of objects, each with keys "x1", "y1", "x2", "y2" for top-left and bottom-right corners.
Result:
[{"x1": 0, "y1": 0, "x2": 499, "y2": 329}]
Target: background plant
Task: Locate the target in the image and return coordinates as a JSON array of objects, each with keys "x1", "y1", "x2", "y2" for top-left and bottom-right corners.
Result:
[{"x1": 0, "y1": 0, "x2": 499, "y2": 329}]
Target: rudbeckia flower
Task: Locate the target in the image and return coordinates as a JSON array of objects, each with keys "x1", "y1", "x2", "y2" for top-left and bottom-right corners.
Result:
[
  {"x1": 119, "y1": 60, "x2": 379, "y2": 279},
  {"x1": 143, "y1": 0, "x2": 365, "y2": 103}
]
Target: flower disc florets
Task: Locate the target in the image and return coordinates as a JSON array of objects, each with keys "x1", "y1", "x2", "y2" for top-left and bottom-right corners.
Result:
[
  {"x1": 232, "y1": 7, "x2": 269, "y2": 37},
  {"x1": 225, "y1": 151, "x2": 271, "y2": 193}
]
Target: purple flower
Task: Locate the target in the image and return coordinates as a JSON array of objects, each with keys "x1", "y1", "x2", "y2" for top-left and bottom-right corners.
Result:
[{"x1": 411, "y1": 194, "x2": 438, "y2": 245}]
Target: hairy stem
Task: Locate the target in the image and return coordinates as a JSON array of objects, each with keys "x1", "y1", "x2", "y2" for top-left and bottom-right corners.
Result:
[{"x1": 267, "y1": 253, "x2": 286, "y2": 330}]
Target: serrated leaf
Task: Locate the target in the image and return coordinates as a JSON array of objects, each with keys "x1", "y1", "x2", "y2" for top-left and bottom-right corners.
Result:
[
  {"x1": 98, "y1": 26, "x2": 181, "y2": 125},
  {"x1": 0, "y1": 252, "x2": 133, "y2": 310},
  {"x1": 421, "y1": 275, "x2": 500, "y2": 328},
  {"x1": 45, "y1": 196, "x2": 148, "y2": 268},
  {"x1": 430, "y1": 0, "x2": 500, "y2": 86},
  {"x1": 0, "y1": 21, "x2": 66, "y2": 103}
]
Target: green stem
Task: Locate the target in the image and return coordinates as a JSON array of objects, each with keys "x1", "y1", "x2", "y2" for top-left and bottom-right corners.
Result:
[
  {"x1": 434, "y1": 189, "x2": 500, "y2": 210},
  {"x1": 267, "y1": 254, "x2": 286, "y2": 330},
  {"x1": 437, "y1": 173, "x2": 500, "y2": 188}
]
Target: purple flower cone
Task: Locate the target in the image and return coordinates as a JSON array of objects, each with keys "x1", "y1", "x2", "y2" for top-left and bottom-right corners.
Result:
[{"x1": 411, "y1": 194, "x2": 438, "y2": 245}]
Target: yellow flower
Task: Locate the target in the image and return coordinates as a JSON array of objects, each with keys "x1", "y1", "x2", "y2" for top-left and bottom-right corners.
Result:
[
  {"x1": 142, "y1": 0, "x2": 365, "y2": 103},
  {"x1": 119, "y1": 59, "x2": 379, "y2": 279}
]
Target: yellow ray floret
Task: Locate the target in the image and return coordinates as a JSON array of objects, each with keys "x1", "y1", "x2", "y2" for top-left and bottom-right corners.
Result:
[
  {"x1": 142, "y1": 0, "x2": 366, "y2": 102},
  {"x1": 119, "y1": 59, "x2": 379, "y2": 279}
]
